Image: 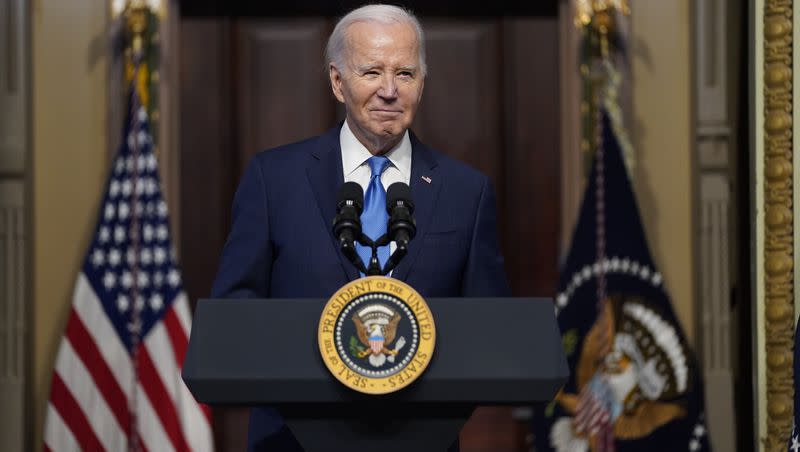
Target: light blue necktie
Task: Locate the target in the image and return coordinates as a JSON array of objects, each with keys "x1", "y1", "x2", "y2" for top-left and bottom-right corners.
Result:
[{"x1": 357, "y1": 156, "x2": 391, "y2": 274}]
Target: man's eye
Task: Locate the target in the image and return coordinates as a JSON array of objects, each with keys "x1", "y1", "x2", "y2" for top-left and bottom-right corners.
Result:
[
  {"x1": 364, "y1": 71, "x2": 379, "y2": 76},
  {"x1": 398, "y1": 71, "x2": 413, "y2": 77}
]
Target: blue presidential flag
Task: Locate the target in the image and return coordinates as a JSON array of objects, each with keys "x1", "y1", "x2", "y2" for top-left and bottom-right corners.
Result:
[{"x1": 530, "y1": 110, "x2": 711, "y2": 452}]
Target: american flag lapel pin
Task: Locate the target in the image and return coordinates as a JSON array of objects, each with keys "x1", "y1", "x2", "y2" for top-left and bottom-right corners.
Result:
[{"x1": 421, "y1": 176, "x2": 432, "y2": 184}]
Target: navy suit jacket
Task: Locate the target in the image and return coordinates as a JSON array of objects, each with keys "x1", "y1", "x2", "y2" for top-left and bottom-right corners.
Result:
[{"x1": 210, "y1": 124, "x2": 511, "y2": 450}]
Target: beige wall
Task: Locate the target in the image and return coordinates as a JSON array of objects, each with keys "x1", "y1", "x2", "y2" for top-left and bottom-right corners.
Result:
[
  {"x1": 630, "y1": 0, "x2": 695, "y2": 342},
  {"x1": 32, "y1": 0, "x2": 108, "y2": 447}
]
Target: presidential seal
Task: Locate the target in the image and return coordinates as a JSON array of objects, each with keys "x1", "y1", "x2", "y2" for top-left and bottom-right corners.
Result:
[{"x1": 318, "y1": 276, "x2": 435, "y2": 395}]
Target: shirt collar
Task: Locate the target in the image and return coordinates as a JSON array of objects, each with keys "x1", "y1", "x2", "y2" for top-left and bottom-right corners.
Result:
[{"x1": 340, "y1": 120, "x2": 412, "y2": 178}]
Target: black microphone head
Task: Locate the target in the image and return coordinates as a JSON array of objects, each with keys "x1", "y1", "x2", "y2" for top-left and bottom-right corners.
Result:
[
  {"x1": 337, "y1": 181, "x2": 364, "y2": 212},
  {"x1": 386, "y1": 182, "x2": 414, "y2": 213}
]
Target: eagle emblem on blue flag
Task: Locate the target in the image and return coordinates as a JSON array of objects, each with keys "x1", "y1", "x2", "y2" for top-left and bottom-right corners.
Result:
[
  {"x1": 550, "y1": 295, "x2": 691, "y2": 450},
  {"x1": 530, "y1": 110, "x2": 711, "y2": 452}
]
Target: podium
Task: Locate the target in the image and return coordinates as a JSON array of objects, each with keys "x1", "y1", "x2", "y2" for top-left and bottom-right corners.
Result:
[{"x1": 182, "y1": 297, "x2": 569, "y2": 452}]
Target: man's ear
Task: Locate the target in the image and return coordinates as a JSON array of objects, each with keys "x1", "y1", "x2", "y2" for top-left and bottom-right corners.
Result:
[{"x1": 329, "y1": 63, "x2": 346, "y2": 103}]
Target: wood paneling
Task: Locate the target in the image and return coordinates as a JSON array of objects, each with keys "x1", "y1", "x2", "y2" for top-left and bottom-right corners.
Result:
[
  {"x1": 180, "y1": 0, "x2": 558, "y2": 18},
  {"x1": 179, "y1": 21, "x2": 243, "y2": 450},
  {"x1": 502, "y1": 18, "x2": 560, "y2": 298},
  {"x1": 179, "y1": 19, "x2": 233, "y2": 304},
  {"x1": 236, "y1": 19, "x2": 334, "y2": 172},
  {"x1": 411, "y1": 21, "x2": 502, "y2": 186}
]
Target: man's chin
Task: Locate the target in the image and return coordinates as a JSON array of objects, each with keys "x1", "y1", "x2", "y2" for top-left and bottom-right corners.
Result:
[
  {"x1": 375, "y1": 123, "x2": 407, "y2": 137},
  {"x1": 380, "y1": 128, "x2": 402, "y2": 137},
  {"x1": 354, "y1": 121, "x2": 408, "y2": 149}
]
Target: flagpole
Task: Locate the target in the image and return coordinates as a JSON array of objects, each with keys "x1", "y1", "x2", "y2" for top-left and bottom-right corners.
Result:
[
  {"x1": 593, "y1": 26, "x2": 613, "y2": 452},
  {"x1": 124, "y1": 2, "x2": 148, "y2": 451},
  {"x1": 128, "y1": 69, "x2": 143, "y2": 452},
  {"x1": 575, "y1": 2, "x2": 631, "y2": 451}
]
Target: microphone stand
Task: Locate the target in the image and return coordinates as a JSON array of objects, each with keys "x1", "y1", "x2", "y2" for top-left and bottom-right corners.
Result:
[
  {"x1": 339, "y1": 237, "x2": 369, "y2": 275},
  {"x1": 354, "y1": 234, "x2": 407, "y2": 277},
  {"x1": 380, "y1": 242, "x2": 407, "y2": 276},
  {"x1": 356, "y1": 234, "x2": 383, "y2": 276}
]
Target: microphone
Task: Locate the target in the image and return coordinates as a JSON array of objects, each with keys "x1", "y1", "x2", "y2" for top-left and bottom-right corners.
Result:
[
  {"x1": 386, "y1": 182, "x2": 416, "y2": 250},
  {"x1": 333, "y1": 182, "x2": 367, "y2": 274}
]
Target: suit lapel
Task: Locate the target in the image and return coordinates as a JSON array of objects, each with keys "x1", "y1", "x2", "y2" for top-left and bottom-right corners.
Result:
[
  {"x1": 307, "y1": 125, "x2": 360, "y2": 282},
  {"x1": 392, "y1": 133, "x2": 441, "y2": 281}
]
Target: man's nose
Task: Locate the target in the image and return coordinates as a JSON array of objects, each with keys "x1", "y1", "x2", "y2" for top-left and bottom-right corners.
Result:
[{"x1": 377, "y1": 75, "x2": 398, "y2": 99}]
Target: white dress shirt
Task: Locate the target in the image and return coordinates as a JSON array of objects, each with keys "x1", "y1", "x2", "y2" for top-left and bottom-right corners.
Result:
[
  {"x1": 340, "y1": 120, "x2": 412, "y2": 190},
  {"x1": 340, "y1": 120, "x2": 412, "y2": 270}
]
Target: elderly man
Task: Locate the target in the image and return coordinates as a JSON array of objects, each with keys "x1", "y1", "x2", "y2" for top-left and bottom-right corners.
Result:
[{"x1": 210, "y1": 4, "x2": 510, "y2": 451}]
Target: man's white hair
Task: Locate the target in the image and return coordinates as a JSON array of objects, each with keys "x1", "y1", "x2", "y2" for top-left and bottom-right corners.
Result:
[{"x1": 325, "y1": 4, "x2": 427, "y2": 76}]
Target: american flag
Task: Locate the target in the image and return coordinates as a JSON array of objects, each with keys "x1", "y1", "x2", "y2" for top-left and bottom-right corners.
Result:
[{"x1": 43, "y1": 87, "x2": 213, "y2": 451}]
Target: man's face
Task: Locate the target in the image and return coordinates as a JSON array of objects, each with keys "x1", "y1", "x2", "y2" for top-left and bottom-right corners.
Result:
[{"x1": 330, "y1": 21, "x2": 425, "y2": 153}]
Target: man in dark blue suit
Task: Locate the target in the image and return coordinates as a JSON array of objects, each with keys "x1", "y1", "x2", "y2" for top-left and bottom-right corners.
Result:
[{"x1": 210, "y1": 4, "x2": 511, "y2": 451}]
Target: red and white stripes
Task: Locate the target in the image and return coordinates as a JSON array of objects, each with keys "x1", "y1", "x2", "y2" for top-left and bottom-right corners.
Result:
[{"x1": 44, "y1": 274, "x2": 213, "y2": 452}]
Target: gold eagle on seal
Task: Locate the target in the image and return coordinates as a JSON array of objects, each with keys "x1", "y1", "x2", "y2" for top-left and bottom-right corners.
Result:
[{"x1": 352, "y1": 305, "x2": 406, "y2": 367}]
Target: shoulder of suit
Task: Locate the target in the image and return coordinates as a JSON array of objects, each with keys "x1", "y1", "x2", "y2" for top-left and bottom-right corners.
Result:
[
  {"x1": 247, "y1": 129, "x2": 335, "y2": 169},
  {"x1": 251, "y1": 137, "x2": 316, "y2": 162}
]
